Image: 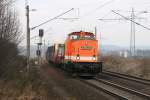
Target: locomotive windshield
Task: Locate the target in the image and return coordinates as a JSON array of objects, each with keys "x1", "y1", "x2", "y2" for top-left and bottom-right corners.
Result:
[
  {"x1": 81, "y1": 35, "x2": 95, "y2": 40},
  {"x1": 69, "y1": 34, "x2": 95, "y2": 40},
  {"x1": 70, "y1": 35, "x2": 79, "y2": 40}
]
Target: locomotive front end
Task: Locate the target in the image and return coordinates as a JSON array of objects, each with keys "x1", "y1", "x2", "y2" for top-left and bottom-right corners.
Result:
[{"x1": 64, "y1": 31, "x2": 102, "y2": 76}]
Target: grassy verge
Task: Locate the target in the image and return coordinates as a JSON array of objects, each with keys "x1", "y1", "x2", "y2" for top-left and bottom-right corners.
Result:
[
  {"x1": 103, "y1": 56, "x2": 150, "y2": 80},
  {"x1": 0, "y1": 57, "x2": 52, "y2": 99}
]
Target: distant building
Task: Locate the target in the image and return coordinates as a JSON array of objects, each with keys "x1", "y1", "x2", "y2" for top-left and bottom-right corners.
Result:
[{"x1": 119, "y1": 50, "x2": 130, "y2": 58}]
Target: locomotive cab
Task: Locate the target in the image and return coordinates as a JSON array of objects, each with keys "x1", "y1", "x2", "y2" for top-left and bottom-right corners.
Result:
[{"x1": 69, "y1": 32, "x2": 95, "y2": 40}]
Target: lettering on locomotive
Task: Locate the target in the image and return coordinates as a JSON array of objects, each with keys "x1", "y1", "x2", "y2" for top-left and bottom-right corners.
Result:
[{"x1": 81, "y1": 46, "x2": 93, "y2": 50}]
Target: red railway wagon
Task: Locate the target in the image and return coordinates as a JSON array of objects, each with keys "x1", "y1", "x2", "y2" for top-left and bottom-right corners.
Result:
[
  {"x1": 46, "y1": 43, "x2": 64, "y2": 63},
  {"x1": 46, "y1": 31, "x2": 102, "y2": 76}
]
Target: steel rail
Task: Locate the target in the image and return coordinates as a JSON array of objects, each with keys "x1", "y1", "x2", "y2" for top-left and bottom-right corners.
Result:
[
  {"x1": 102, "y1": 70, "x2": 150, "y2": 86},
  {"x1": 95, "y1": 78, "x2": 150, "y2": 99},
  {"x1": 80, "y1": 79, "x2": 128, "y2": 100}
]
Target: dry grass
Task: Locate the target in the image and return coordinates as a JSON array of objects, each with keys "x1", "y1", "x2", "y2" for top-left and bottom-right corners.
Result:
[
  {"x1": 103, "y1": 56, "x2": 150, "y2": 80},
  {"x1": 0, "y1": 62, "x2": 109, "y2": 100},
  {"x1": 0, "y1": 57, "x2": 58, "y2": 100}
]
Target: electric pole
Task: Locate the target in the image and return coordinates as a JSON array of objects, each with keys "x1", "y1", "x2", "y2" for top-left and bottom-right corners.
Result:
[
  {"x1": 111, "y1": 9, "x2": 150, "y2": 57},
  {"x1": 130, "y1": 8, "x2": 136, "y2": 56},
  {"x1": 26, "y1": 4, "x2": 30, "y2": 70},
  {"x1": 24, "y1": 0, "x2": 76, "y2": 69}
]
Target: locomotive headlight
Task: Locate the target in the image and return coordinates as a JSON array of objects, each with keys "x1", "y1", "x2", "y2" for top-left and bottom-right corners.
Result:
[
  {"x1": 76, "y1": 54, "x2": 80, "y2": 60},
  {"x1": 92, "y1": 57, "x2": 96, "y2": 61},
  {"x1": 76, "y1": 56, "x2": 80, "y2": 60}
]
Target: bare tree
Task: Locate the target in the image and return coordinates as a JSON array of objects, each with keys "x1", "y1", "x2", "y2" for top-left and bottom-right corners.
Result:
[
  {"x1": 0, "y1": 0, "x2": 22, "y2": 75},
  {"x1": 0, "y1": 0, "x2": 21, "y2": 43}
]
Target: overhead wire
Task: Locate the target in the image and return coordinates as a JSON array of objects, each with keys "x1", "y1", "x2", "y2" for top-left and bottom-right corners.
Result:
[
  {"x1": 100, "y1": 11, "x2": 112, "y2": 19},
  {"x1": 31, "y1": 8, "x2": 74, "y2": 30},
  {"x1": 112, "y1": 10, "x2": 150, "y2": 31},
  {"x1": 29, "y1": 0, "x2": 116, "y2": 48},
  {"x1": 81, "y1": 0, "x2": 115, "y2": 18},
  {"x1": 34, "y1": 0, "x2": 115, "y2": 34},
  {"x1": 66, "y1": 0, "x2": 115, "y2": 28}
]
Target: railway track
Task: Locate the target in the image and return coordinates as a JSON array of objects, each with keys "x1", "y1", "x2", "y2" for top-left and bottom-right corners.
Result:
[
  {"x1": 81, "y1": 79, "x2": 128, "y2": 100},
  {"x1": 81, "y1": 78, "x2": 150, "y2": 100},
  {"x1": 96, "y1": 77, "x2": 150, "y2": 99},
  {"x1": 102, "y1": 70, "x2": 150, "y2": 86},
  {"x1": 80, "y1": 71, "x2": 150, "y2": 100}
]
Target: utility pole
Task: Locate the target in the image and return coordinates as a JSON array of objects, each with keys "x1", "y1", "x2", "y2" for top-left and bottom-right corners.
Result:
[
  {"x1": 130, "y1": 8, "x2": 136, "y2": 56},
  {"x1": 24, "y1": 0, "x2": 75, "y2": 68},
  {"x1": 111, "y1": 10, "x2": 150, "y2": 57},
  {"x1": 26, "y1": 4, "x2": 30, "y2": 70}
]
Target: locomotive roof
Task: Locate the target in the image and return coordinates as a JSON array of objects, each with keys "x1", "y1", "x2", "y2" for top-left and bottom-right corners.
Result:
[{"x1": 69, "y1": 31, "x2": 95, "y2": 36}]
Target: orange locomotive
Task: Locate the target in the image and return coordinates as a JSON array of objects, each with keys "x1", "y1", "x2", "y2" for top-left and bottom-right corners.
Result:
[{"x1": 46, "y1": 31, "x2": 102, "y2": 76}]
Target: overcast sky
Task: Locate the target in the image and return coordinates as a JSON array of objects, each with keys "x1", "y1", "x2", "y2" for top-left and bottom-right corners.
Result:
[{"x1": 15, "y1": 0, "x2": 150, "y2": 48}]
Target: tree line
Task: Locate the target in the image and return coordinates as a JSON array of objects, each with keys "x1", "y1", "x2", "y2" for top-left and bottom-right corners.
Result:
[{"x1": 0, "y1": 0, "x2": 24, "y2": 78}]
